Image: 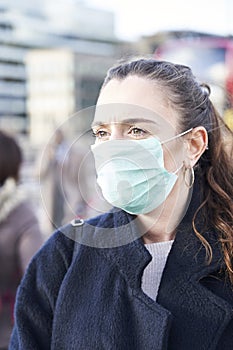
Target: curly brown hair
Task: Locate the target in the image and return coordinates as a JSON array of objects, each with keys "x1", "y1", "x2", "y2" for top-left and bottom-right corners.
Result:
[{"x1": 102, "y1": 58, "x2": 233, "y2": 282}]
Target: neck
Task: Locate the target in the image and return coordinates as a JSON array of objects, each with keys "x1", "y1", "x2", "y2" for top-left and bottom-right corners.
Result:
[{"x1": 138, "y1": 177, "x2": 192, "y2": 243}]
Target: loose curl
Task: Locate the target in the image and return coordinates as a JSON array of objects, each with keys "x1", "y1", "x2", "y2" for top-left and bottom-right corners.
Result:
[{"x1": 103, "y1": 58, "x2": 233, "y2": 282}]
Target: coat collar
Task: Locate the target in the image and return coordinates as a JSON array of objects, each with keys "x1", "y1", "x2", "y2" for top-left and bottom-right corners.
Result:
[
  {"x1": 88, "y1": 178, "x2": 222, "y2": 289},
  {"x1": 66, "y1": 178, "x2": 223, "y2": 288}
]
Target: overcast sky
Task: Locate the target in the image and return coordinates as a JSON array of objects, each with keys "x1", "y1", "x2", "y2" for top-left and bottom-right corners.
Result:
[{"x1": 87, "y1": 0, "x2": 233, "y2": 41}]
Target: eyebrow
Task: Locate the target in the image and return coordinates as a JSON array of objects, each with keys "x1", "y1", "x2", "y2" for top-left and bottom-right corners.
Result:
[{"x1": 91, "y1": 118, "x2": 159, "y2": 128}]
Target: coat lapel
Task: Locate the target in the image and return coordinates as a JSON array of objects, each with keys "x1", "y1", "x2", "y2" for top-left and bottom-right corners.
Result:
[
  {"x1": 96, "y1": 214, "x2": 174, "y2": 349},
  {"x1": 155, "y1": 189, "x2": 233, "y2": 350}
]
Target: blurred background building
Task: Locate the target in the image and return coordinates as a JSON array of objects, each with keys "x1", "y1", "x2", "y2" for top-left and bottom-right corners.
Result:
[
  {"x1": 26, "y1": 49, "x2": 117, "y2": 145},
  {"x1": 0, "y1": 0, "x2": 121, "y2": 136}
]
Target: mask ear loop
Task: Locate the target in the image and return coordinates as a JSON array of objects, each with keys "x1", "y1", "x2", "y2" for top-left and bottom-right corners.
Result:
[
  {"x1": 161, "y1": 128, "x2": 193, "y2": 145},
  {"x1": 174, "y1": 163, "x2": 183, "y2": 174},
  {"x1": 160, "y1": 128, "x2": 195, "y2": 183}
]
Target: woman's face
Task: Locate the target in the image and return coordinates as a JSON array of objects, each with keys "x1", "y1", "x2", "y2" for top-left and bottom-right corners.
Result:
[{"x1": 92, "y1": 76, "x2": 187, "y2": 173}]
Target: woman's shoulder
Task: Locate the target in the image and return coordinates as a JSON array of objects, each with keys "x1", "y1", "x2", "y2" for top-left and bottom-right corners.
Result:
[
  {"x1": 34, "y1": 228, "x2": 76, "y2": 268},
  {"x1": 33, "y1": 211, "x2": 114, "y2": 265},
  {"x1": 30, "y1": 208, "x2": 131, "y2": 278}
]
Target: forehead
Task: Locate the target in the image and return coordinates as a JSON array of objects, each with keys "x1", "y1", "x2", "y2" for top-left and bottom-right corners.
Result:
[{"x1": 95, "y1": 76, "x2": 179, "y2": 129}]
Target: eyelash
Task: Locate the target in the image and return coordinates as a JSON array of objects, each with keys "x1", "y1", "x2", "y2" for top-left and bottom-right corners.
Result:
[
  {"x1": 92, "y1": 126, "x2": 149, "y2": 139},
  {"x1": 92, "y1": 130, "x2": 108, "y2": 138},
  {"x1": 128, "y1": 127, "x2": 147, "y2": 137}
]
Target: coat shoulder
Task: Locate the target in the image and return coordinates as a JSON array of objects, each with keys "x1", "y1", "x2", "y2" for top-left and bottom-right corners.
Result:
[{"x1": 32, "y1": 211, "x2": 113, "y2": 272}]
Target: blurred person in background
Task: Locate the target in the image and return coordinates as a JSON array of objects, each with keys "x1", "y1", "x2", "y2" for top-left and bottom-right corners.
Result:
[
  {"x1": 10, "y1": 59, "x2": 233, "y2": 349},
  {"x1": 39, "y1": 129, "x2": 69, "y2": 230},
  {"x1": 0, "y1": 130, "x2": 44, "y2": 350},
  {"x1": 38, "y1": 128, "x2": 90, "y2": 232}
]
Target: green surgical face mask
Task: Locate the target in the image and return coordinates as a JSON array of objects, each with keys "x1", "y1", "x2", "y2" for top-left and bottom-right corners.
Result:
[{"x1": 91, "y1": 129, "x2": 192, "y2": 215}]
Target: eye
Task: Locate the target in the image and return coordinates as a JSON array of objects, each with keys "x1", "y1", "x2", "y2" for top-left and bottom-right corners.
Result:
[
  {"x1": 92, "y1": 129, "x2": 110, "y2": 140},
  {"x1": 128, "y1": 127, "x2": 148, "y2": 138}
]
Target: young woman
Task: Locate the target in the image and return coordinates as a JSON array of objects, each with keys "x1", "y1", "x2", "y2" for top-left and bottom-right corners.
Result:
[{"x1": 10, "y1": 59, "x2": 233, "y2": 349}]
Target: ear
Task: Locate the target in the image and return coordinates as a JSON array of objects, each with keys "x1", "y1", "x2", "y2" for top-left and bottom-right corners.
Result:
[{"x1": 184, "y1": 127, "x2": 208, "y2": 167}]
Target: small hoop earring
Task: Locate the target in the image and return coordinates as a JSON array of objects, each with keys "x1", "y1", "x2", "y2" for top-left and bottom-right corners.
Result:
[{"x1": 184, "y1": 167, "x2": 195, "y2": 188}]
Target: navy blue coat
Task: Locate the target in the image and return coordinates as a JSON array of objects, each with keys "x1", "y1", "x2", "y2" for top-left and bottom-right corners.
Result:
[{"x1": 10, "y1": 188, "x2": 233, "y2": 349}]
